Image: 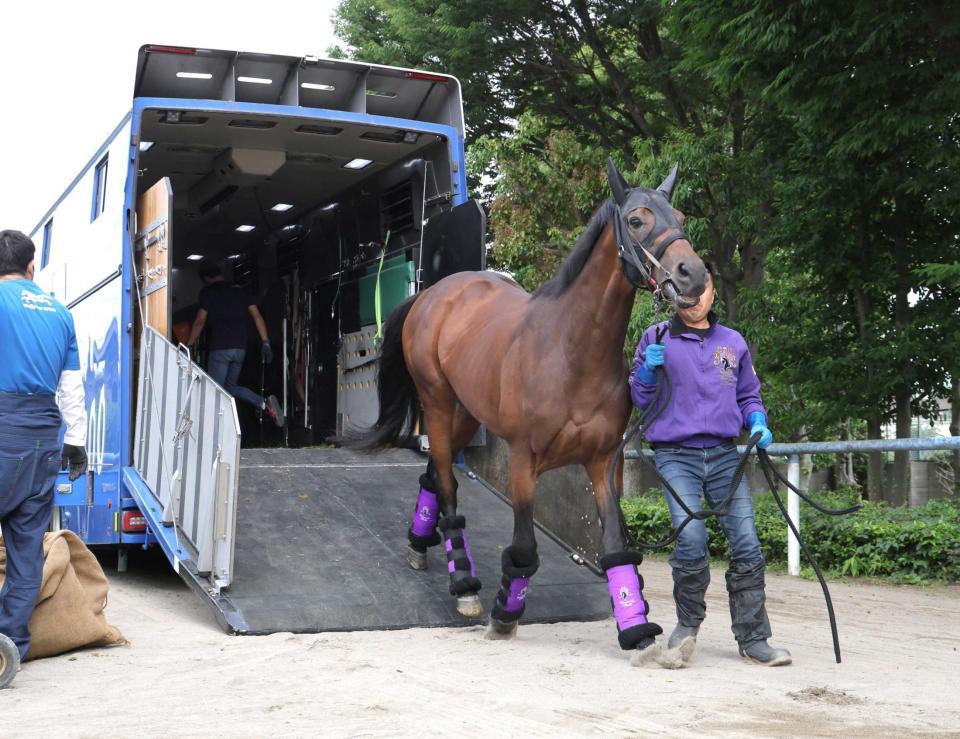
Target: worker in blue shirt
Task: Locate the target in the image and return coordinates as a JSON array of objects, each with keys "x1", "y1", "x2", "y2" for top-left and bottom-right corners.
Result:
[{"x1": 0, "y1": 230, "x2": 88, "y2": 665}]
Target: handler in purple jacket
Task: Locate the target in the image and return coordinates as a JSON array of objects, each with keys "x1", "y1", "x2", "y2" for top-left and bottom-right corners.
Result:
[{"x1": 630, "y1": 269, "x2": 791, "y2": 666}]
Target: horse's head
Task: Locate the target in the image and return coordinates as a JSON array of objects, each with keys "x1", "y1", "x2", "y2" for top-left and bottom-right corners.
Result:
[{"x1": 606, "y1": 158, "x2": 707, "y2": 308}]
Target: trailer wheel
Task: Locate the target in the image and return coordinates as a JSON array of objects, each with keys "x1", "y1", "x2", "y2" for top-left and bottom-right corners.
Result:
[{"x1": 0, "y1": 634, "x2": 20, "y2": 688}]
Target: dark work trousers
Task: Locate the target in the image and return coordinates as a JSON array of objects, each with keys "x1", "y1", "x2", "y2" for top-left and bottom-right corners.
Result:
[{"x1": 0, "y1": 393, "x2": 62, "y2": 660}]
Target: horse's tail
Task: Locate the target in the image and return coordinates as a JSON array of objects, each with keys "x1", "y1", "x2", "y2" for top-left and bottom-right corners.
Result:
[{"x1": 343, "y1": 294, "x2": 421, "y2": 450}]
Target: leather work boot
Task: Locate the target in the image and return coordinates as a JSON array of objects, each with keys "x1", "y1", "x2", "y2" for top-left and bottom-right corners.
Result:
[{"x1": 739, "y1": 639, "x2": 792, "y2": 666}]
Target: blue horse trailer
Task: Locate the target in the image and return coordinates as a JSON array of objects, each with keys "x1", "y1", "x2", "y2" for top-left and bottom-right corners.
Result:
[
  {"x1": 27, "y1": 44, "x2": 508, "y2": 629},
  {"x1": 29, "y1": 45, "x2": 610, "y2": 634}
]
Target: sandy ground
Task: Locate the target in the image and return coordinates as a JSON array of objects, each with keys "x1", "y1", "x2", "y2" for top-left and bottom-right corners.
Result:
[{"x1": 4, "y1": 551, "x2": 960, "y2": 738}]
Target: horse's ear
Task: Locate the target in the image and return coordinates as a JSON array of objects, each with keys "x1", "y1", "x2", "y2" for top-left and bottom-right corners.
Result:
[
  {"x1": 606, "y1": 157, "x2": 630, "y2": 206},
  {"x1": 657, "y1": 162, "x2": 680, "y2": 202}
]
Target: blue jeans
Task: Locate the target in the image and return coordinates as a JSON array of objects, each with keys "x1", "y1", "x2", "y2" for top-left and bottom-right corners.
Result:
[
  {"x1": 654, "y1": 443, "x2": 762, "y2": 564},
  {"x1": 0, "y1": 394, "x2": 62, "y2": 660},
  {"x1": 207, "y1": 349, "x2": 263, "y2": 409}
]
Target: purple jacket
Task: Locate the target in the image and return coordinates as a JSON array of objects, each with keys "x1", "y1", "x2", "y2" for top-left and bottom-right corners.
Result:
[{"x1": 629, "y1": 313, "x2": 766, "y2": 448}]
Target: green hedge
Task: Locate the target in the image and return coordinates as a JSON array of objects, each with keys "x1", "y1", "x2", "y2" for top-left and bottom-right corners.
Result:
[{"x1": 621, "y1": 489, "x2": 960, "y2": 584}]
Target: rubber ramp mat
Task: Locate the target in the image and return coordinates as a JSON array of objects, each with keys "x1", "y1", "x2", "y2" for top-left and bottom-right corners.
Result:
[{"x1": 215, "y1": 447, "x2": 610, "y2": 634}]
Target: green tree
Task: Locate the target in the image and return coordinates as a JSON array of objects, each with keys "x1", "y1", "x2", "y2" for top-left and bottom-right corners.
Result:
[
  {"x1": 678, "y1": 0, "x2": 960, "y2": 501},
  {"x1": 331, "y1": 0, "x2": 786, "y2": 325}
]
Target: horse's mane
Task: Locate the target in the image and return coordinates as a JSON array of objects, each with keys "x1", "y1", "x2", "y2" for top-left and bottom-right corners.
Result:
[{"x1": 532, "y1": 199, "x2": 617, "y2": 299}]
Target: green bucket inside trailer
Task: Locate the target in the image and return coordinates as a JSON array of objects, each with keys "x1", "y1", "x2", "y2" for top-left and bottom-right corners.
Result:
[{"x1": 359, "y1": 257, "x2": 415, "y2": 327}]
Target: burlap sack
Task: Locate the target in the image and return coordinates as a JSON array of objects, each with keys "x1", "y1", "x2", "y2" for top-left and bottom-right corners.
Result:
[{"x1": 0, "y1": 530, "x2": 127, "y2": 660}]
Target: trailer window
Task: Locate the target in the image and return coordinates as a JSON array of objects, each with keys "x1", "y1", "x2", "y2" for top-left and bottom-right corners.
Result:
[
  {"x1": 91, "y1": 155, "x2": 109, "y2": 222},
  {"x1": 41, "y1": 218, "x2": 53, "y2": 268}
]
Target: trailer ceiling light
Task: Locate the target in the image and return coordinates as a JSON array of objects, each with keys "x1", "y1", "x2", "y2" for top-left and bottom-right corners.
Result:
[
  {"x1": 163, "y1": 110, "x2": 182, "y2": 124},
  {"x1": 228, "y1": 254, "x2": 242, "y2": 260},
  {"x1": 235, "y1": 224, "x2": 256, "y2": 232},
  {"x1": 237, "y1": 76, "x2": 273, "y2": 85},
  {"x1": 176, "y1": 71, "x2": 213, "y2": 80},
  {"x1": 271, "y1": 203, "x2": 294, "y2": 212},
  {"x1": 139, "y1": 141, "x2": 154, "y2": 152},
  {"x1": 321, "y1": 203, "x2": 338, "y2": 211},
  {"x1": 301, "y1": 82, "x2": 336, "y2": 91},
  {"x1": 402, "y1": 131, "x2": 419, "y2": 144},
  {"x1": 186, "y1": 254, "x2": 204, "y2": 261},
  {"x1": 343, "y1": 158, "x2": 373, "y2": 170}
]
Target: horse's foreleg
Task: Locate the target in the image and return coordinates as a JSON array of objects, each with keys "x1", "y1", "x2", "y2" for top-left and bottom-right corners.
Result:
[
  {"x1": 586, "y1": 454, "x2": 664, "y2": 662},
  {"x1": 487, "y1": 451, "x2": 539, "y2": 640}
]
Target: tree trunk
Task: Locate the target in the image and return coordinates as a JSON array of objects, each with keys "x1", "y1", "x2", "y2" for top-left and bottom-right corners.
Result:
[{"x1": 866, "y1": 415, "x2": 884, "y2": 503}]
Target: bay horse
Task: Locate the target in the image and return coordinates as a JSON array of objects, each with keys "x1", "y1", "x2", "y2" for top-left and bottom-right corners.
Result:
[{"x1": 356, "y1": 160, "x2": 707, "y2": 662}]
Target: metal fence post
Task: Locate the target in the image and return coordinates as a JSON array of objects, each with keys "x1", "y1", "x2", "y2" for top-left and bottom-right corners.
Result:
[{"x1": 787, "y1": 454, "x2": 801, "y2": 576}]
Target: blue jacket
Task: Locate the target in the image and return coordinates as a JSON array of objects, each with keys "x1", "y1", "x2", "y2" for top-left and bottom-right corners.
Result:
[{"x1": 629, "y1": 313, "x2": 766, "y2": 448}]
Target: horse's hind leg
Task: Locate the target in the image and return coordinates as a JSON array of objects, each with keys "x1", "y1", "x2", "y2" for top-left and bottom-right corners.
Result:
[
  {"x1": 405, "y1": 457, "x2": 442, "y2": 570},
  {"x1": 486, "y1": 450, "x2": 539, "y2": 640},
  {"x1": 405, "y1": 405, "x2": 479, "y2": 571},
  {"x1": 421, "y1": 400, "x2": 483, "y2": 617}
]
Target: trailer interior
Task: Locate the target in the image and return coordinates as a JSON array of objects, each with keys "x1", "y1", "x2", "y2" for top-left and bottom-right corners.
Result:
[{"x1": 134, "y1": 53, "x2": 483, "y2": 447}]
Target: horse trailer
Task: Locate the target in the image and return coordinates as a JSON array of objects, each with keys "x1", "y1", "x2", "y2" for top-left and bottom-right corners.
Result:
[{"x1": 29, "y1": 44, "x2": 608, "y2": 632}]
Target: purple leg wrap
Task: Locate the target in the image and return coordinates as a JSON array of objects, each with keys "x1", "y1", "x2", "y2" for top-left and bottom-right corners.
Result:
[
  {"x1": 410, "y1": 488, "x2": 439, "y2": 538},
  {"x1": 444, "y1": 532, "x2": 477, "y2": 577},
  {"x1": 490, "y1": 547, "x2": 540, "y2": 624},
  {"x1": 505, "y1": 578, "x2": 531, "y2": 612},
  {"x1": 439, "y1": 515, "x2": 482, "y2": 596},
  {"x1": 408, "y1": 481, "x2": 441, "y2": 549},
  {"x1": 600, "y1": 552, "x2": 663, "y2": 650},
  {"x1": 606, "y1": 564, "x2": 649, "y2": 629}
]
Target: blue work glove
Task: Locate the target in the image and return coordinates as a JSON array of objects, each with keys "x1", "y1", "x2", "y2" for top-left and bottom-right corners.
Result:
[
  {"x1": 261, "y1": 341, "x2": 273, "y2": 364},
  {"x1": 747, "y1": 412, "x2": 774, "y2": 449},
  {"x1": 635, "y1": 343, "x2": 665, "y2": 385}
]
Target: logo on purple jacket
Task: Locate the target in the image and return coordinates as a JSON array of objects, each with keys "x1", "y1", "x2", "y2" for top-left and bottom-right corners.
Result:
[{"x1": 713, "y1": 346, "x2": 737, "y2": 385}]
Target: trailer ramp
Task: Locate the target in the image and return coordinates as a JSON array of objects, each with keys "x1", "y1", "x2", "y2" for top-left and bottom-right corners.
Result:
[{"x1": 207, "y1": 447, "x2": 610, "y2": 634}]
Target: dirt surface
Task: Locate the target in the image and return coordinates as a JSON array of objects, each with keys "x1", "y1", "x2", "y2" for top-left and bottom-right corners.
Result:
[{"x1": 4, "y1": 552, "x2": 960, "y2": 737}]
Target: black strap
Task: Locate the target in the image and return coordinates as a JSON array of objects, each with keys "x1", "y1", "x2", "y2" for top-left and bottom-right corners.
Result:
[{"x1": 652, "y1": 230, "x2": 690, "y2": 261}]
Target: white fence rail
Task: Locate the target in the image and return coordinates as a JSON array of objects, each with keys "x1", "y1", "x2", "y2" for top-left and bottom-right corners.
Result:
[{"x1": 626, "y1": 436, "x2": 960, "y2": 576}]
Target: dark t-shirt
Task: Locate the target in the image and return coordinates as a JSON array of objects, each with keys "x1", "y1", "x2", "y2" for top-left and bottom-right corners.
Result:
[{"x1": 198, "y1": 282, "x2": 255, "y2": 350}]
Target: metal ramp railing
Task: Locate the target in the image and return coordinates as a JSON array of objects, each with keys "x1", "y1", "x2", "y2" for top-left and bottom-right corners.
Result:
[{"x1": 133, "y1": 327, "x2": 241, "y2": 589}]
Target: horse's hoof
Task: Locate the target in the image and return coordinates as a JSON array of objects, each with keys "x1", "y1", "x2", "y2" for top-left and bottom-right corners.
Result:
[
  {"x1": 405, "y1": 546, "x2": 427, "y2": 571},
  {"x1": 485, "y1": 618, "x2": 518, "y2": 640},
  {"x1": 456, "y1": 594, "x2": 483, "y2": 618},
  {"x1": 629, "y1": 642, "x2": 664, "y2": 668},
  {"x1": 655, "y1": 645, "x2": 687, "y2": 670},
  {"x1": 677, "y1": 635, "x2": 696, "y2": 664}
]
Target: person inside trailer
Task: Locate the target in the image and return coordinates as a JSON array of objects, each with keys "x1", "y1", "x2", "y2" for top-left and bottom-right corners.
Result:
[{"x1": 187, "y1": 262, "x2": 284, "y2": 427}]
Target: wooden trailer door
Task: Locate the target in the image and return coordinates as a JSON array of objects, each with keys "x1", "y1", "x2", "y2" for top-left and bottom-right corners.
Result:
[{"x1": 135, "y1": 178, "x2": 173, "y2": 337}]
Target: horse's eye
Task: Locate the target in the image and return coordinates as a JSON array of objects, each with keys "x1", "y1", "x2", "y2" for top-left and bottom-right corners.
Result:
[{"x1": 629, "y1": 217, "x2": 642, "y2": 228}]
